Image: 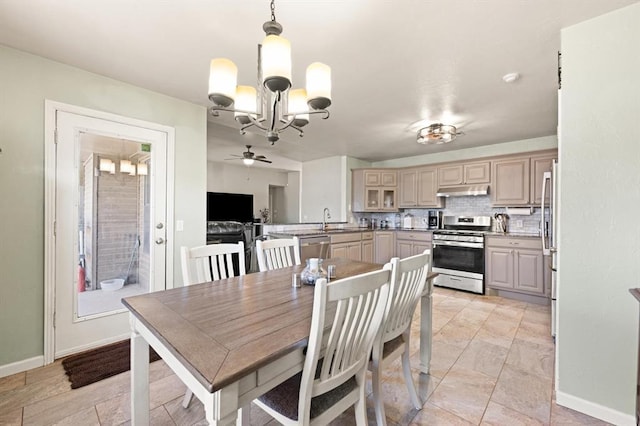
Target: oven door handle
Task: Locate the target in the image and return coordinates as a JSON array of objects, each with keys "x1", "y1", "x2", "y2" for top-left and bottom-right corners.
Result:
[{"x1": 432, "y1": 241, "x2": 484, "y2": 249}]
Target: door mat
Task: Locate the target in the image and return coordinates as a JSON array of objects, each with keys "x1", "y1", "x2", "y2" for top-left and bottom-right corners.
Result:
[{"x1": 62, "y1": 339, "x2": 161, "y2": 389}]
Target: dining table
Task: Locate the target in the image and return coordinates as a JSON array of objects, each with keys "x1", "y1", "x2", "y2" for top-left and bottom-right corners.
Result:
[{"x1": 122, "y1": 258, "x2": 437, "y2": 425}]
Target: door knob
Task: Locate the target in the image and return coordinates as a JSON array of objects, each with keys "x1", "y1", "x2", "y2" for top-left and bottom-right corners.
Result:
[
  {"x1": 156, "y1": 223, "x2": 164, "y2": 229},
  {"x1": 155, "y1": 237, "x2": 165, "y2": 245}
]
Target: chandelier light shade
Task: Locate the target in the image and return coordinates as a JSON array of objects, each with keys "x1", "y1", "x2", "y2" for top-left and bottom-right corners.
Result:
[
  {"x1": 417, "y1": 123, "x2": 460, "y2": 144},
  {"x1": 209, "y1": 58, "x2": 238, "y2": 107},
  {"x1": 288, "y1": 89, "x2": 309, "y2": 127},
  {"x1": 208, "y1": 0, "x2": 331, "y2": 144},
  {"x1": 234, "y1": 85, "x2": 258, "y2": 124},
  {"x1": 306, "y1": 62, "x2": 332, "y2": 110},
  {"x1": 261, "y1": 34, "x2": 292, "y2": 92}
]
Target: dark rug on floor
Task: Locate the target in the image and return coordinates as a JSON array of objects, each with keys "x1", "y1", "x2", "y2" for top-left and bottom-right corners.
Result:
[{"x1": 62, "y1": 339, "x2": 161, "y2": 389}]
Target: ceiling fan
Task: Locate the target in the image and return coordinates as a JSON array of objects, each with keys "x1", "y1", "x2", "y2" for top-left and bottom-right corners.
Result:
[{"x1": 225, "y1": 145, "x2": 272, "y2": 166}]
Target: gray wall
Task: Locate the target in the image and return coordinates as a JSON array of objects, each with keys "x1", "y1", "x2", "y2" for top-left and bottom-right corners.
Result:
[
  {"x1": 0, "y1": 45, "x2": 207, "y2": 367},
  {"x1": 558, "y1": 3, "x2": 640, "y2": 423}
]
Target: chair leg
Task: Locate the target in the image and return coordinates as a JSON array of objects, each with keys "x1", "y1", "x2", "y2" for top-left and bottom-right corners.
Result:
[
  {"x1": 182, "y1": 389, "x2": 194, "y2": 408},
  {"x1": 371, "y1": 367, "x2": 387, "y2": 426},
  {"x1": 354, "y1": 379, "x2": 368, "y2": 426},
  {"x1": 401, "y1": 342, "x2": 422, "y2": 410}
]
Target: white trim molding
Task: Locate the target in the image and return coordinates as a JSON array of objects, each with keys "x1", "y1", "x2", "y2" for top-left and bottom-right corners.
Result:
[
  {"x1": 556, "y1": 390, "x2": 635, "y2": 426},
  {"x1": 0, "y1": 356, "x2": 44, "y2": 379},
  {"x1": 43, "y1": 100, "x2": 176, "y2": 364}
]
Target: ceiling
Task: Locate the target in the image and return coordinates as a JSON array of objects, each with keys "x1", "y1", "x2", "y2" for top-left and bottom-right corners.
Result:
[{"x1": 1, "y1": 0, "x2": 638, "y2": 164}]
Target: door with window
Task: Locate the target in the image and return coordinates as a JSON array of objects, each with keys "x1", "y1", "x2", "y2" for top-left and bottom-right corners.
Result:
[{"x1": 52, "y1": 110, "x2": 169, "y2": 358}]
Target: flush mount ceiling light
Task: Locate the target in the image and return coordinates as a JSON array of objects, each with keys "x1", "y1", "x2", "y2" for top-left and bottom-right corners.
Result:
[
  {"x1": 417, "y1": 123, "x2": 461, "y2": 144},
  {"x1": 502, "y1": 72, "x2": 520, "y2": 83},
  {"x1": 208, "y1": 0, "x2": 332, "y2": 144}
]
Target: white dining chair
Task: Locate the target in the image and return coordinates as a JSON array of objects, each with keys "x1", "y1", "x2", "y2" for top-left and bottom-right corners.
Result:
[
  {"x1": 180, "y1": 241, "x2": 246, "y2": 285},
  {"x1": 180, "y1": 241, "x2": 245, "y2": 408},
  {"x1": 255, "y1": 237, "x2": 301, "y2": 271},
  {"x1": 369, "y1": 249, "x2": 431, "y2": 426},
  {"x1": 253, "y1": 266, "x2": 392, "y2": 425}
]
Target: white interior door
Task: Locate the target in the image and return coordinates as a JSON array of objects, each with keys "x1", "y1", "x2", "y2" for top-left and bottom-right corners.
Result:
[{"x1": 53, "y1": 110, "x2": 168, "y2": 358}]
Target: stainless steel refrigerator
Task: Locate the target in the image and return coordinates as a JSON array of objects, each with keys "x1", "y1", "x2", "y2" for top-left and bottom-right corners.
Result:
[{"x1": 541, "y1": 160, "x2": 558, "y2": 337}]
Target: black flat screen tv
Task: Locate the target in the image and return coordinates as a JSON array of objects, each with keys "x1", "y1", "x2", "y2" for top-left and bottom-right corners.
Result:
[{"x1": 207, "y1": 192, "x2": 254, "y2": 223}]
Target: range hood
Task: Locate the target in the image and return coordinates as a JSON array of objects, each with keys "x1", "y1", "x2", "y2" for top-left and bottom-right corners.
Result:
[{"x1": 436, "y1": 185, "x2": 489, "y2": 197}]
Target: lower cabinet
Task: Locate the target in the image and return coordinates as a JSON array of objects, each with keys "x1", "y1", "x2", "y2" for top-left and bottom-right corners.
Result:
[
  {"x1": 361, "y1": 232, "x2": 374, "y2": 263},
  {"x1": 485, "y1": 236, "x2": 544, "y2": 295},
  {"x1": 396, "y1": 231, "x2": 432, "y2": 259},
  {"x1": 330, "y1": 232, "x2": 372, "y2": 262},
  {"x1": 374, "y1": 231, "x2": 395, "y2": 264}
]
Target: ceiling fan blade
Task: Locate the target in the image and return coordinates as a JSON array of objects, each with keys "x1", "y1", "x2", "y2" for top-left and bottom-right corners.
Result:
[
  {"x1": 224, "y1": 157, "x2": 242, "y2": 161},
  {"x1": 254, "y1": 155, "x2": 267, "y2": 160},
  {"x1": 256, "y1": 158, "x2": 272, "y2": 164}
]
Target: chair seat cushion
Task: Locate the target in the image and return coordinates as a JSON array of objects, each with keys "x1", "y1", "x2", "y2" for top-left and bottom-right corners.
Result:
[
  {"x1": 257, "y1": 363, "x2": 357, "y2": 421},
  {"x1": 383, "y1": 334, "x2": 405, "y2": 358}
]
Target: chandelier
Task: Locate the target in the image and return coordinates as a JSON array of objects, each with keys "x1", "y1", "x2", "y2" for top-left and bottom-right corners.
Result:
[
  {"x1": 416, "y1": 123, "x2": 460, "y2": 144},
  {"x1": 208, "y1": 0, "x2": 331, "y2": 144}
]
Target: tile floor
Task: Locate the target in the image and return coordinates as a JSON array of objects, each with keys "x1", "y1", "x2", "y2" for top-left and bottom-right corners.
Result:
[{"x1": 0, "y1": 287, "x2": 612, "y2": 425}]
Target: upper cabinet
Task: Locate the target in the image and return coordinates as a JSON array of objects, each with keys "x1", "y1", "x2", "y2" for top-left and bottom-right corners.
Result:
[
  {"x1": 530, "y1": 153, "x2": 556, "y2": 205},
  {"x1": 352, "y1": 169, "x2": 398, "y2": 212},
  {"x1": 365, "y1": 170, "x2": 397, "y2": 187},
  {"x1": 398, "y1": 166, "x2": 442, "y2": 208},
  {"x1": 491, "y1": 157, "x2": 531, "y2": 206},
  {"x1": 353, "y1": 150, "x2": 556, "y2": 210},
  {"x1": 438, "y1": 161, "x2": 490, "y2": 186},
  {"x1": 491, "y1": 151, "x2": 557, "y2": 206}
]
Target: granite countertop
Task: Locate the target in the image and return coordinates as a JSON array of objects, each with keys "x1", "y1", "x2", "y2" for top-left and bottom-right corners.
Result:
[
  {"x1": 269, "y1": 228, "x2": 539, "y2": 238},
  {"x1": 484, "y1": 231, "x2": 540, "y2": 238}
]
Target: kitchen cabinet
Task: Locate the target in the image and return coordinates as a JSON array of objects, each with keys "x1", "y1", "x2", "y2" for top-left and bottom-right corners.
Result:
[
  {"x1": 330, "y1": 232, "x2": 362, "y2": 261},
  {"x1": 530, "y1": 153, "x2": 556, "y2": 205},
  {"x1": 361, "y1": 232, "x2": 374, "y2": 263},
  {"x1": 491, "y1": 157, "x2": 530, "y2": 206},
  {"x1": 438, "y1": 161, "x2": 490, "y2": 186},
  {"x1": 491, "y1": 151, "x2": 557, "y2": 206},
  {"x1": 374, "y1": 231, "x2": 395, "y2": 264},
  {"x1": 398, "y1": 166, "x2": 442, "y2": 208},
  {"x1": 364, "y1": 170, "x2": 397, "y2": 187},
  {"x1": 396, "y1": 231, "x2": 432, "y2": 259},
  {"x1": 352, "y1": 169, "x2": 398, "y2": 212},
  {"x1": 485, "y1": 236, "x2": 544, "y2": 295}
]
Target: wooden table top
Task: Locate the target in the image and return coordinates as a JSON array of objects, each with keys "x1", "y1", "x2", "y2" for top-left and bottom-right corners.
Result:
[{"x1": 122, "y1": 258, "x2": 386, "y2": 393}]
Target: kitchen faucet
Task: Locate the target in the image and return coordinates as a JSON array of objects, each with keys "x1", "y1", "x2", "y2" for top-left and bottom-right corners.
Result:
[{"x1": 322, "y1": 208, "x2": 331, "y2": 231}]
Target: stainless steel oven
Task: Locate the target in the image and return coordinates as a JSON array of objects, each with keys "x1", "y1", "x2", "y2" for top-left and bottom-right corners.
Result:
[{"x1": 432, "y1": 216, "x2": 490, "y2": 294}]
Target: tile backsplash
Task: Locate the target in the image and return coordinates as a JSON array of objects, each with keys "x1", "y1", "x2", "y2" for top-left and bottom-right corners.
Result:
[{"x1": 355, "y1": 195, "x2": 542, "y2": 235}]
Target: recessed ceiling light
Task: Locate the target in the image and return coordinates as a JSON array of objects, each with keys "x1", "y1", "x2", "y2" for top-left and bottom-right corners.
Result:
[{"x1": 502, "y1": 72, "x2": 520, "y2": 83}]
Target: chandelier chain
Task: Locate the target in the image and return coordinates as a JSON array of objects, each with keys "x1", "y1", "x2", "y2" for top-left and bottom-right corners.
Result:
[{"x1": 270, "y1": 0, "x2": 276, "y2": 22}]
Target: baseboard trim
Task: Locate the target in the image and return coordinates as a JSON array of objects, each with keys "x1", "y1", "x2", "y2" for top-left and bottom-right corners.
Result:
[
  {"x1": 54, "y1": 333, "x2": 131, "y2": 359},
  {"x1": 556, "y1": 390, "x2": 635, "y2": 426},
  {"x1": 0, "y1": 356, "x2": 44, "y2": 378}
]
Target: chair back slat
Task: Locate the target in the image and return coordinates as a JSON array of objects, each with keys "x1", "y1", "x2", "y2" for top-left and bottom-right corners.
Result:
[
  {"x1": 304, "y1": 266, "x2": 391, "y2": 399},
  {"x1": 181, "y1": 242, "x2": 245, "y2": 286},
  {"x1": 383, "y1": 250, "x2": 430, "y2": 342},
  {"x1": 256, "y1": 237, "x2": 301, "y2": 272}
]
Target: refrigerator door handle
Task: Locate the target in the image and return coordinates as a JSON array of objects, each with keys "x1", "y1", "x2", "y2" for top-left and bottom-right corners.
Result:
[{"x1": 541, "y1": 171, "x2": 552, "y2": 255}]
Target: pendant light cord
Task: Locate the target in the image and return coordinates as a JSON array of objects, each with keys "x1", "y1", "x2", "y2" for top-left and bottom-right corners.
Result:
[{"x1": 270, "y1": 0, "x2": 276, "y2": 22}]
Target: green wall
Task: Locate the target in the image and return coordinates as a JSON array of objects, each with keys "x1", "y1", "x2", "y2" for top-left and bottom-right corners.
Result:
[
  {"x1": 0, "y1": 45, "x2": 207, "y2": 366},
  {"x1": 558, "y1": 3, "x2": 640, "y2": 423}
]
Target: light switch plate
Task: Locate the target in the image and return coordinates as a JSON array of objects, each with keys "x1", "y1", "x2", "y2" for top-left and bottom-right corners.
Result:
[{"x1": 176, "y1": 220, "x2": 184, "y2": 232}]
